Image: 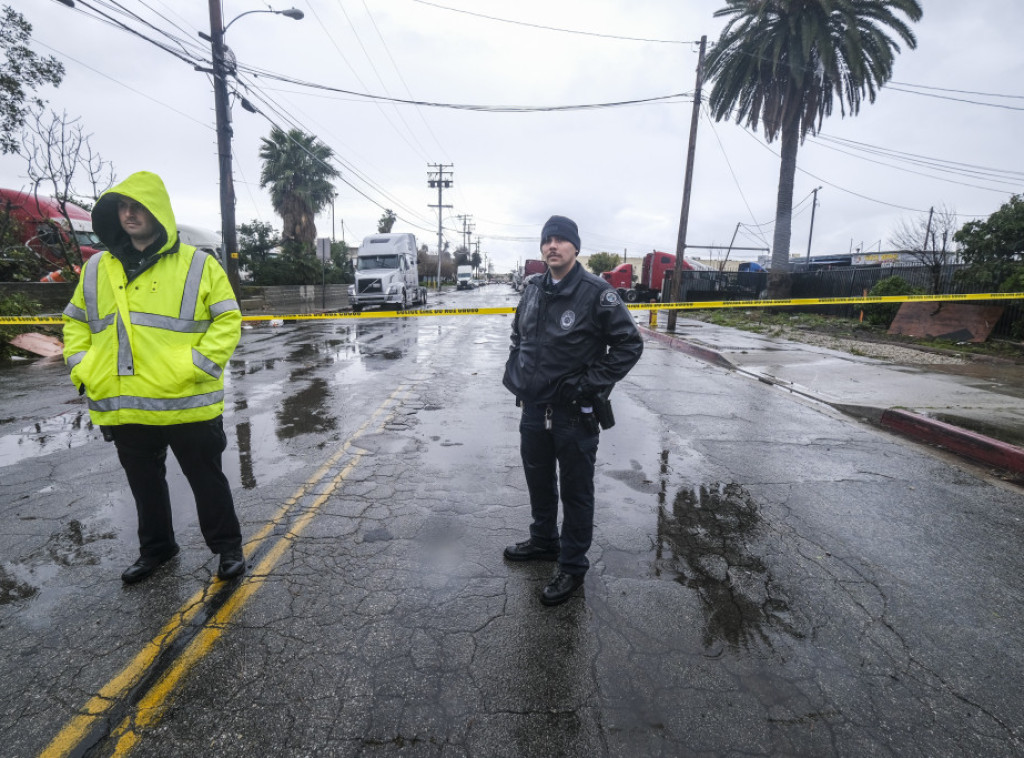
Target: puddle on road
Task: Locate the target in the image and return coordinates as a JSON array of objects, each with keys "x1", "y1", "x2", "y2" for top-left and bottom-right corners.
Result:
[
  {"x1": 276, "y1": 377, "x2": 338, "y2": 440},
  {"x1": 653, "y1": 483, "x2": 800, "y2": 652},
  {"x1": 0, "y1": 410, "x2": 98, "y2": 469},
  {"x1": 598, "y1": 390, "x2": 801, "y2": 655},
  {"x1": 0, "y1": 517, "x2": 118, "y2": 607}
]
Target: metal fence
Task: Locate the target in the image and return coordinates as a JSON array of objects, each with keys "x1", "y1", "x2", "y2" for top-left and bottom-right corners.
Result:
[{"x1": 675, "y1": 265, "x2": 1023, "y2": 339}]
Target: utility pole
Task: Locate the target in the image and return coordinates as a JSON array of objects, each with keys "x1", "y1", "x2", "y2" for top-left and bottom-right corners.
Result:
[
  {"x1": 667, "y1": 35, "x2": 707, "y2": 332},
  {"x1": 718, "y1": 222, "x2": 741, "y2": 273},
  {"x1": 923, "y1": 206, "x2": 935, "y2": 252},
  {"x1": 208, "y1": 0, "x2": 240, "y2": 298},
  {"x1": 805, "y1": 186, "x2": 821, "y2": 271},
  {"x1": 457, "y1": 214, "x2": 474, "y2": 257},
  {"x1": 428, "y1": 164, "x2": 453, "y2": 291}
]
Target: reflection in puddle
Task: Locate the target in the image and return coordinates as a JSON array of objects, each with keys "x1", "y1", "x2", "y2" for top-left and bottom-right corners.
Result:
[
  {"x1": 655, "y1": 482, "x2": 801, "y2": 652},
  {"x1": 0, "y1": 410, "x2": 97, "y2": 469},
  {"x1": 276, "y1": 377, "x2": 338, "y2": 440},
  {"x1": 0, "y1": 517, "x2": 117, "y2": 606}
]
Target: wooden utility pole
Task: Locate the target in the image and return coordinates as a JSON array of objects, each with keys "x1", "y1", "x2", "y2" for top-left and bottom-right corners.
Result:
[
  {"x1": 667, "y1": 35, "x2": 707, "y2": 332},
  {"x1": 428, "y1": 164, "x2": 453, "y2": 290},
  {"x1": 923, "y1": 206, "x2": 935, "y2": 252},
  {"x1": 804, "y1": 186, "x2": 821, "y2": 271}
]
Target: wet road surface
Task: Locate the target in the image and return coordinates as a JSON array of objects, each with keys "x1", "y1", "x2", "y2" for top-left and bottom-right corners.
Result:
[{"x1": 1, "y1": 286, "x2": 1023, "y2": 757}]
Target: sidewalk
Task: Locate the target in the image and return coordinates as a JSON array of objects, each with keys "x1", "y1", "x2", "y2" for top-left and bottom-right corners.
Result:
[{"x1": 640, "y1": 316, "x2": 1024, "y2": 482}]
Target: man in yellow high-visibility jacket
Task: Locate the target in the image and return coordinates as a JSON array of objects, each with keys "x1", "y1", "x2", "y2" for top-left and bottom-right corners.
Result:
[{"x1": 63, "y1": 171, "x2": 246, "y2": 584}]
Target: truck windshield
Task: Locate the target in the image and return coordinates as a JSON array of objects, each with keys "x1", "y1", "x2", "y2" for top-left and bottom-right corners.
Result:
[
  {"x1": 74, "y1": 230, "x2": 103, "y2": 247},
  {"x1": 356, "y1": 255, "x2": 400, "y2": 270}
]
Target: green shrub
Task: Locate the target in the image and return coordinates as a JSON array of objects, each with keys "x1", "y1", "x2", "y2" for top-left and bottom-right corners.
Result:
[
  {"x1": 863, "y1": 276, "x2": 924, "y2": 327},
  {"x1": 0, "y1": 293, "x2": 42, "y2": 360},
  {"x1": 999, "y1": 269, "x2": 1024, "y2": 339}
]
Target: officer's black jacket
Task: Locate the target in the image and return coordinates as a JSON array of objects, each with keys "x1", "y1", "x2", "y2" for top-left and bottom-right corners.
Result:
[{"x1": 502, "y1": 261, "x2": 643, "y2": 405}]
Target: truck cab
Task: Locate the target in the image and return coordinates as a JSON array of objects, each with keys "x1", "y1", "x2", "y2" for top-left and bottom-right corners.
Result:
[
  {"x1": 599, "y1": 252, "x2": 695, "y2": 302},
  {"x1": 0, "y1": 188, "x2": 105, "y2": 275},
  {"x1": 348, "y1": 232, "x2": 428, "y2": 312},
  {"x1": 177, "y1": 224, "x2": 224, "y2": 267}
]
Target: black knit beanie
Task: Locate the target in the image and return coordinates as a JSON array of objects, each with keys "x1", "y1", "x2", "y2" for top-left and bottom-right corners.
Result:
[{"x1": 540, "y1": 215, "x2": 580, "y2": 252}]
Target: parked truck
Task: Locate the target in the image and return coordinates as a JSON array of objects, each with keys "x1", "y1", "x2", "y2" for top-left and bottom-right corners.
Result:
[
  {"x1": 348, "y1": 232, "x2": 428, "y2": 312},
  {"x1": 456, "y1": 264, "x2": 473, "y2": 290},
  {"x1": 600, "y1": 251, "x2": 695, "y2": 303},
  {"x1": 514, "y1": 258, "x2": 545, "y2": 292},
  {"x1": 0, "y1": 188, "x2": 104, "y2": 279},
  {"x1": 177, "y1": 224, "x2": 224, "y2": 266}
]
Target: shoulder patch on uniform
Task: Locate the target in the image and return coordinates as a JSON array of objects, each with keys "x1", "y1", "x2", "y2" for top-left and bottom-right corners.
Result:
[{"x1": 600, "y1": 290, "x2": 622, "y2": 307}]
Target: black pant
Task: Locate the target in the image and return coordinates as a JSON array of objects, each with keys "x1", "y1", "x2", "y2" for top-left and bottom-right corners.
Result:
[
  {"x1": 111, "y1": 417, "x2": 242, "y2": 560},
  {"x1": 519, "y1": 403, "x2": 599, "y2": 575}
]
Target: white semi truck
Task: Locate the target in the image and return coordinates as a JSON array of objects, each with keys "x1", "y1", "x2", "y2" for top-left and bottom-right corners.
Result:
[{"x1": 348, "y1": 232, "x2": 428, "y2": 312}]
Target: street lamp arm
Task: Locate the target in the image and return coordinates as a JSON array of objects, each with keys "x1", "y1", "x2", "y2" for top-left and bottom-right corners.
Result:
[{"x1": 223, "y1": 7, "x2": 304, "y2": 34}]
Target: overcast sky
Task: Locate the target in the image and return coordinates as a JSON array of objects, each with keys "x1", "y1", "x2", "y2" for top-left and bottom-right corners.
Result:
[{"x1": 5, "y1": 0, "x2": 1023, "y2": 272}]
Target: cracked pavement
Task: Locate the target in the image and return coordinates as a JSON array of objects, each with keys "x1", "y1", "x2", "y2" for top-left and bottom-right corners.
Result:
[{"x1": 1, "y1": 286, "x2": 1023, "y2": 757}]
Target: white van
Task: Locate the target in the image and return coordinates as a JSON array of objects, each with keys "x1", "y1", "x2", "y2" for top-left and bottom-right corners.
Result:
[{"x1": 348, "y1": 232, "x2": 428, "y2": 312}]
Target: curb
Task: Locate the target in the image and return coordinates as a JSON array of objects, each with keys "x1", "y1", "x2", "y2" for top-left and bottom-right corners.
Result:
[
  {"x1": 880, "y1": 409, "x2": 1024, "y2": 478},
  {"x1": 640, "y1": 324, "x2": 1024, "y2": 481},
  {"x1": 638, "y1": 324, "x2": 735, "y2": 370}
]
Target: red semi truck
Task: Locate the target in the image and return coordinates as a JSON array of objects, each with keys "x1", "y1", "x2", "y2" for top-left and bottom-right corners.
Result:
[
  {"x1": 514, "y1": 258, "x2": 547, "y2": 292},
  {"x1": 600, "y1": 251, "x2": 694, "y2": 302},
  {"x1": 0, "y1": 188, "x2": 104, "y2": 279}
]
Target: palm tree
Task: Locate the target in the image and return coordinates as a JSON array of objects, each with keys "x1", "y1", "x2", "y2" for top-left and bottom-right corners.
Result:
[
  {"x1": 259, "y1": 127, "x2": 339, "y2": 247},
  {"x1": 705, "y1": 0, "x2": 922, "y2": 281}
]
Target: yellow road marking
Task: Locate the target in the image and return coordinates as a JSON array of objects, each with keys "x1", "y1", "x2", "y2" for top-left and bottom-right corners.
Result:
[
  {"x1": 38, "y1": 386, "x2": 407, "y2": 758},
  {"x1": 108, "y1": 453, "x2": 365, "y2": 756}
]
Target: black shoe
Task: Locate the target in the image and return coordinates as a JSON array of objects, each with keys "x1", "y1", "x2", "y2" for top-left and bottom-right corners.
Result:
[
  {"x1": 217, "y1": 549, "x2": 246, "y2": 580},
  {"x1": 504, "y1": 539, "x2": 558, "y2": 562},
  {"x1": 541, "y1": 569, "x2": 585, "y2": 606},
  {"x1": 121, "y1": 544, "x2": 180, "y2": 584}
]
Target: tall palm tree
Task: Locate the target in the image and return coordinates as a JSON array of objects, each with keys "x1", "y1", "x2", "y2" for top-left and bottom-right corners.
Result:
[
  {"x1": 705, "y1": 0, "x2": 922, "y2": 278},
  {"x1": 259, "y1": 126, "x2": 339, "y2": 247}
]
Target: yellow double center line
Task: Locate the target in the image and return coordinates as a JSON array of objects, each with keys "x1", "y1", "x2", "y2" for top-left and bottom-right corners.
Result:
[{"x1": 39, "y1": 386, "x2": 407, "y2": 758}]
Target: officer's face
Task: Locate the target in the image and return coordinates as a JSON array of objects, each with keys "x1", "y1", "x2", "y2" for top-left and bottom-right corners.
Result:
[
  {"x1": 541, "y1": 235, "x2": 577, "y2": 278},
  {"x1": 118, "y1": 198, "x2": 160, "y2": 250}
]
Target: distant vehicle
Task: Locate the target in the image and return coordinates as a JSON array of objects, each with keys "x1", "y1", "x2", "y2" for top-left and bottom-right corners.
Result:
[
  {"x1": 0, "y1": 188, "x2": 104, "y2": 279},
  {"x1": 599, "y1": 252, "x2": 694, "y2": 303},
  {"x1": 348, "y1": 232, "x2": 428, "y2": 312},
  {"x1": 523, "y1": 258, "x2": 546, "y2": 277},
  {"x1": 456, "y1": 264, "x2": 474, "y2": 290},
  {"x1": 515, "y1": 258, "x2": 547, "y2": 292},
  {"x1": 177, "y1": 224, "x2": 223, "y2": 265}
]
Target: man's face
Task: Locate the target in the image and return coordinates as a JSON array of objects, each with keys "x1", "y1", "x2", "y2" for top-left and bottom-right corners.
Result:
[
  {"x1": 117, "y1": 198, "x2": 159, "y2": 249},
  {"x1": 541, "y1": 235, "x2": 577, "y2": 276}
]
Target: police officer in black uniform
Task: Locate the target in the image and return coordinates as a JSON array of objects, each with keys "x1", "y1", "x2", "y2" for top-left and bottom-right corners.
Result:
[{"x1": 502, "y1": 215, "x2": 643, "y2": 605}]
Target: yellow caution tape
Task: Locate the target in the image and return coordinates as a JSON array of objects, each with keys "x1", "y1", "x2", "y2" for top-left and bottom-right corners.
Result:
[
  {"x1": 1, "y1": 292, "x2": 1021, "y2": 326},
  {"x1": 632, "y1": 291, "x2": 1024, "y2": 312}
]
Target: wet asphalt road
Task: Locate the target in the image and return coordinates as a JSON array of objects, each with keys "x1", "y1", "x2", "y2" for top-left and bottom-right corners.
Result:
[{"x1": 1, "y1": 285, "x2": 1023, "y2": 757}]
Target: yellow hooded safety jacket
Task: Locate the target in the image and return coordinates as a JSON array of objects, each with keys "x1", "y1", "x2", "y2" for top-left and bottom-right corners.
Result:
[{"x1": 62, "y1": 171, "x2": 241, "y2": 426}]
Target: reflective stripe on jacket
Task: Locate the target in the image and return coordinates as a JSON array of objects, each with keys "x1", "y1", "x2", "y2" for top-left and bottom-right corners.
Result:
[{"x1": 62, "y1": 172, "x2": 241, "y2": 426}]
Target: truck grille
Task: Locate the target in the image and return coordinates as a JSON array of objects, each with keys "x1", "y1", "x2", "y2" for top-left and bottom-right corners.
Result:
[{"x1": 357, "y1": 278, "x2": 383, "y2": 293}]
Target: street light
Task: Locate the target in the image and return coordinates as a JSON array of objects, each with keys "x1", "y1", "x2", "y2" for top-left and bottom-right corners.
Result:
[{"x1": 206, "y1": 2, "x2": 303, "y2": 297}]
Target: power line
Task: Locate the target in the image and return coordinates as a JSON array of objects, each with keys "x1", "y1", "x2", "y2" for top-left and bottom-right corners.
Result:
[
  {"x1": 406, "y1": 0, "x2": 693, "y2": 44},
  {"x1": 234, "y1": 65, "x2": 692, "y2": 111},
  {"x1": 885, "y1": 85, "x2": 1024, "y2": 112}
]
